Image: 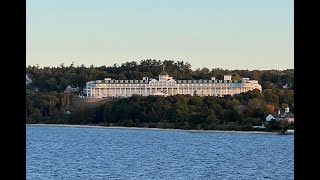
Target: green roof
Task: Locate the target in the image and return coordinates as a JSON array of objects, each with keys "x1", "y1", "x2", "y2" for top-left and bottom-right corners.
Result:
[{"x1": 160, "y1": 71, "x2": 168, "y2": 76}]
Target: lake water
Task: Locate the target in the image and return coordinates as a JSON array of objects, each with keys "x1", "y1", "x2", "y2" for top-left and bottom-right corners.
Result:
[{"x1": 26, "y1": 125, "x2": 294, "y2": 180}]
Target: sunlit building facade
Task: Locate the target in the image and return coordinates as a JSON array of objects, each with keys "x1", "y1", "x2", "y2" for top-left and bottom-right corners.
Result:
[{"x1": 85, "y1": 69, "x2": 262, "y2": 98}]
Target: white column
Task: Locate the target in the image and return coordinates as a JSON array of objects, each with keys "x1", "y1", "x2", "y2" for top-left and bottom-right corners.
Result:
[{"x1": 145, "y1": 85, "x2": 147, "y2": 96}]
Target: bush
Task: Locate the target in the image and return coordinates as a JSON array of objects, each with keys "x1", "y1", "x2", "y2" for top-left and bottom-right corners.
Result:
[
  {"x1": 123, "y1": 119, "x2": 135, "y2": 127},
  {"x1": 148, "y1": 123, "x2": 158, "y2": 128}
]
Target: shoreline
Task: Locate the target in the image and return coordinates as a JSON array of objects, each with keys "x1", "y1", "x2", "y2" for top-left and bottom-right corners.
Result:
[{"x1": 26, "y1": 124, "x2": 282, "y2": 135}]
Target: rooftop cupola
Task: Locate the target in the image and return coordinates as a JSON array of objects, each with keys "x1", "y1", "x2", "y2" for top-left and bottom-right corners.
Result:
[
  {"x1": 159, "y1": 65, "x2": 169, "y2": 80},
  {"x1": 160, "y1": 71, "x2": 168, "y2": 76},
  {"x1": 160, "y1": 64, "x2": 168, "y2": 75}
]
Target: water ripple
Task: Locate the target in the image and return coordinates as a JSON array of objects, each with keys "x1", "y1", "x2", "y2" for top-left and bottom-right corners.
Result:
[{"x1": 27, "y1": 126, "x2": 294, "y2": 180}]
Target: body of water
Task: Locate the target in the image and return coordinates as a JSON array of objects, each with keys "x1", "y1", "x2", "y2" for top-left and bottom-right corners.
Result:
[{"x1": 27, "y1": 125, "x2": 294, "y2": 179}]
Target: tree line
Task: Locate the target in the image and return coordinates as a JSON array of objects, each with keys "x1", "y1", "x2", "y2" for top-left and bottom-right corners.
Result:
[
  {"x1": 26, "y1": 59, "x2": 293, "y2": 92},
  {"x1": 26, "y1": 88, "x2": 294, "y2": 131}
]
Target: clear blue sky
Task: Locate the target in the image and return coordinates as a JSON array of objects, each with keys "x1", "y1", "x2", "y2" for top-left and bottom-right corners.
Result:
[{"x1": 27, "y1": 0, "x2": 293, "y2": 70}]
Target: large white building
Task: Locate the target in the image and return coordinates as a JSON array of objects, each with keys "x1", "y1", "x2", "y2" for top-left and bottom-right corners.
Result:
[{"x1": 85, "y1": 69, "x2": 262, "y2": 98}]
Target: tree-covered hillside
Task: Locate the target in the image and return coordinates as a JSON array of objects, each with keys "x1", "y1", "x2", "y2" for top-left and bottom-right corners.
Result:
[{"x1": 26, "y1": 60, "x2": 294, "y2": 132}]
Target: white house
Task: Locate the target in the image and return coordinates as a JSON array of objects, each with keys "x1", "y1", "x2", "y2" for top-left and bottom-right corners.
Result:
[
  {"x1": 64, "y1": 85, "x2": 78, "y2": 93},
  {"x1": 26, "y1": 75, "x2": 32, "y2": 84},
  {"x1": 265, "y1": 107, "x2": 294, "y2": 122},
  {"x1": 283, "y1": 84, "x2": 292, "y2": 89},
  {"x1": 266, "y1": 114, "x2": 275, "y2": 122}
]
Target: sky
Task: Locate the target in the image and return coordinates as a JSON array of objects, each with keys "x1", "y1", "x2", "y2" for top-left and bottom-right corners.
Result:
[{"x1": 26, "y1": 0, "x2": 293, "y2": 70}]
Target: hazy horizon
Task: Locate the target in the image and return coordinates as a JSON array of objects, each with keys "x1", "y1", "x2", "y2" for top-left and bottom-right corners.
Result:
[
  {"x1": 26, "y1": 60, "x2": 294, "y2": 71},
  {"x1": 27, "y1": 0, "x2": 293, "y2": 70}
]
